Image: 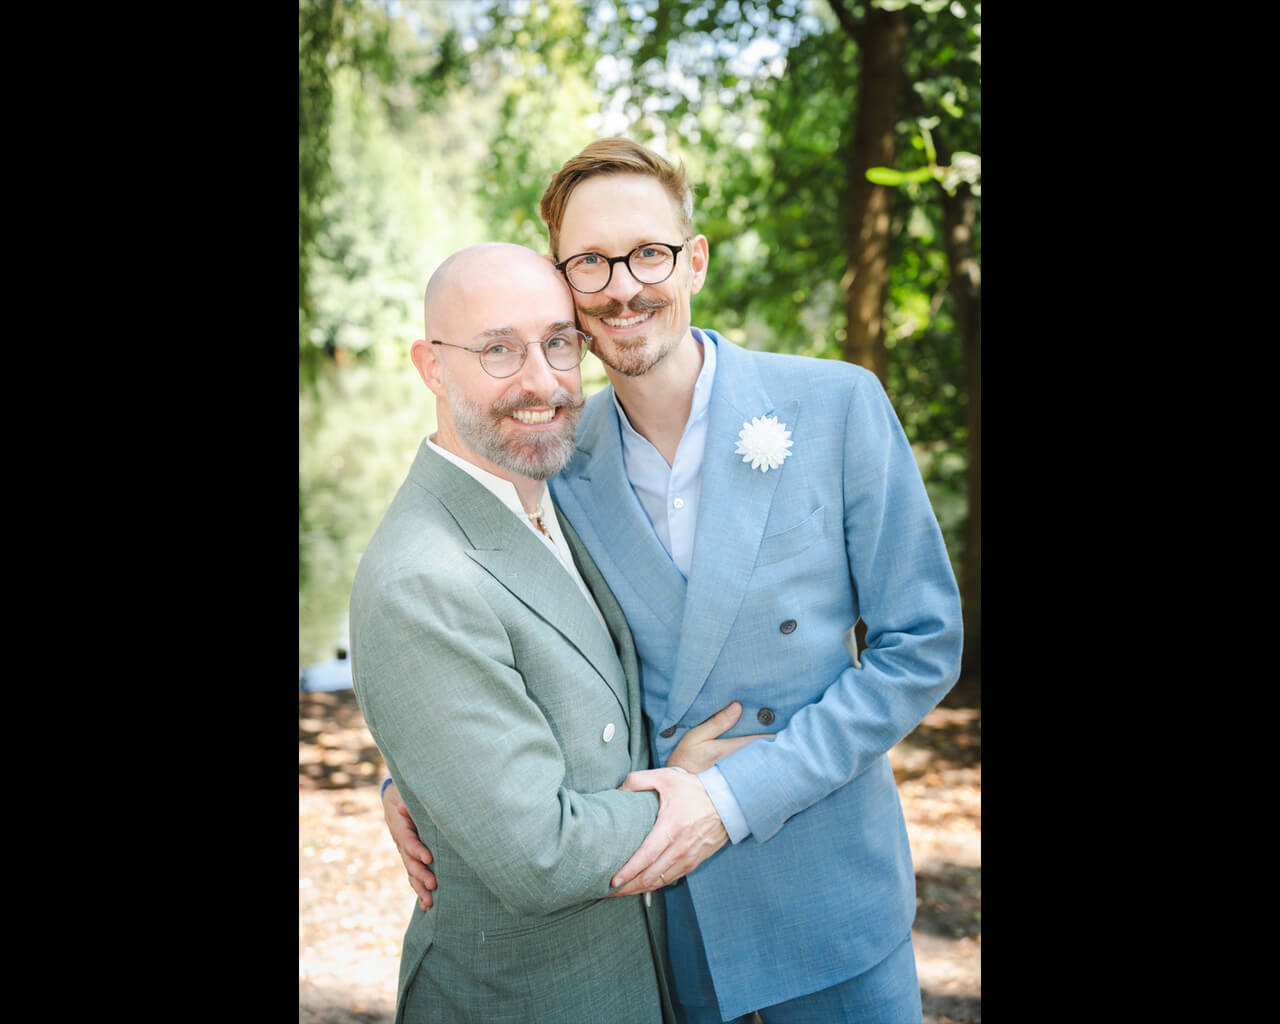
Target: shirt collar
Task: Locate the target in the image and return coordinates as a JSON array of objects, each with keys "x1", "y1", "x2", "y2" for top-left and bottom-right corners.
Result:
[
  {"x1": 426, "y1": 437, "x2": 548, "y2": 523},
  {"x1": 612, "y1": 326, "x2": 718, "y2": 440}
]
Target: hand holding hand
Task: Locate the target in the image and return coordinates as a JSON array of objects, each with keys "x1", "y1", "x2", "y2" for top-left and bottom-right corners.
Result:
[
  {"x1": 666, "y1": 701, "x2": 766, "y2": 774},
  {"x1": 607, "y1": 768, "x2": 728, "y2": 897},
  {"x1": 382, "y1": 780, "x2": 437, "y2": 911}
]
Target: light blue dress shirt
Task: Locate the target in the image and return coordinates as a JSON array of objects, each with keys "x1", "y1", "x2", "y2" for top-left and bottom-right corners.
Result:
[{"x1": 612, "y1": 329, "x2": 751, "y2": 843}]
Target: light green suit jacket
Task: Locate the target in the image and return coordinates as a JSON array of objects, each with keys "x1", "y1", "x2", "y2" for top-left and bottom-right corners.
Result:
[{"x1": 350, "y1": 441, "x2": 674, "y2": 1024}]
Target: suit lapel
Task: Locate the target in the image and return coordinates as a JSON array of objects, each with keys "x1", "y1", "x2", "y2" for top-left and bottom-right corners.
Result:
[
  {"x1": 551, "y1": 390, "x2": 687, "y2": 635},
  {"x1": 663, "y1": 338, "x2": 799, "y2": 728},
  {"x1": 411, "y1": 443, "x2": 633, "y2": 725},
  {"x1": 558, "y1": 510, "x2": 649, "y2": 771}
]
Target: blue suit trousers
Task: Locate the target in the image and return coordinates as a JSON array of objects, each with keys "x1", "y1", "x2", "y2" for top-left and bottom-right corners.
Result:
[{"x1": 666, "y1": 881, "x2": 921, "y2": 1024}]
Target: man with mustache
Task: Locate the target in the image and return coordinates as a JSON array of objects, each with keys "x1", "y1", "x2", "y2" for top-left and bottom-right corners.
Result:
[
  {"x1": 382, "y1": 140, "x2": 965, "y2": 1022},
  {"x1": 348, "y1": 242, "x2": 683, "y2": 1022}
]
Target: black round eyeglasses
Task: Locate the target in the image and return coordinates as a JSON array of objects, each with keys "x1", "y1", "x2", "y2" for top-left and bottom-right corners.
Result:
[{"x1": 554, "y1": 242, "x2": 685, "y2": 294}]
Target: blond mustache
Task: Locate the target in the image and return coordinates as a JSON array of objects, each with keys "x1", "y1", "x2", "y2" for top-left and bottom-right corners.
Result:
[{"x1": 577, "y1": 295, "x2": 669, "y2": 319}]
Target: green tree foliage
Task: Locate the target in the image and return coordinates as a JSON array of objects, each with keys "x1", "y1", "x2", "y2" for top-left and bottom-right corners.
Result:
[
  {"x1": 299, "y1": 0, "x2": 476, "y2": 389},
  {"x1": 297, "y1": 0, "x2": 981, "y2": 671},
  {"x1": 299, "y1": 0, "x2": 496, "y2": 662}
]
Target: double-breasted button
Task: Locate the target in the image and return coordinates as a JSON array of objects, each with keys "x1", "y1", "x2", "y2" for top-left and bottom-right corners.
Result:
[
  {"x1": 780, "y1": 619, "x2": 797, "y2": 634},
  {"x1": 757, "y1": 707, "x2": 775, "y2": 726},
  {"x1": 660, "y1": 725, "x2": 677, "y2": 738},
  {"x1": 602, "y1": 723, "x2": 616, "y2": 743}
]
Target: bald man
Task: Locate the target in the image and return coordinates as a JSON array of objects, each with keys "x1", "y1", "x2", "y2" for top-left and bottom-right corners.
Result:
[{"x1": 348, "y1": 244, "x2": 677, "y2": 1022}]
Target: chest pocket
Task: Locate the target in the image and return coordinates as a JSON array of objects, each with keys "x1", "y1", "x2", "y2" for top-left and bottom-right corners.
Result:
[{"x1": 756, "y1": 505, "x2": 825, "y2": 567}]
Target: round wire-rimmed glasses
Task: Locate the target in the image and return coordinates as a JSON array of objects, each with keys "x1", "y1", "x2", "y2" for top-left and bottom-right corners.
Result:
[
  {"x1": 430, "y1": 328, "x2": 591, "y2": 379},
  {"x1": 554, "y1": 241, "x2": 685, "y2": 294}
]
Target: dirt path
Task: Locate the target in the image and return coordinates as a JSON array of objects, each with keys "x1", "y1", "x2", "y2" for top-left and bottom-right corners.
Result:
[{"x1": 299, "y1": 681, "x2": 980, "y2": 1023}]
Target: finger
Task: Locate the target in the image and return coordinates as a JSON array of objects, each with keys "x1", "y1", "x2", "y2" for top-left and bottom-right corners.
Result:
[
  {"x1": 409, "y1": 875, "x2": 433, "y2": 911},
  {"x1": 612, "y1": 849, "x2": 687, "y2": 897},
  {"x1": 618, "y1": 769, "x2": 662, "y2": 793},
  {"x1": 383, "y1": 781, "x2": 404, "y2": 810},
  {"x1": 399, "y1": 831, "x2": 434, "y2": 866},
  {"x1": 388, "y1": 806, "x2": 434, "y2": 865},
  {"x1": 404, "y1": 857, "x2": 438, "y2": 890},
  {"x1": 687, "y1": 701, "x2": 743, "y2": 741},
  {"x1": 609, "y1": 874, "x2": 662, "y2": 897},
  {"x1": 611, "y1": 819, "x2": 674, "y2": 889},
  {"x1": 706, "y1": 734, "x2": 765, "y2": 758},
  {"x1": 611, "y1": 835, "x2": 667, "y2": 889}
]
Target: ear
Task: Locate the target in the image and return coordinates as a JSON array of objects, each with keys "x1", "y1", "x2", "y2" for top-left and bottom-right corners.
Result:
[
  {"x1": 410, "y1": 339, "x2": 447, "y2": 398},
  {"x1": 687, "y1": 234, "x2": 709, "y2": 297}
]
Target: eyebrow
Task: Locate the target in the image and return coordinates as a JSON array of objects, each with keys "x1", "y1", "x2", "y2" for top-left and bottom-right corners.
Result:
[
  {"x1": 563, "y1": 240, "x2": 663, "y2": 256},
  {"x1": 472, "y1": 321, "x2": 576, "y2": 342}
]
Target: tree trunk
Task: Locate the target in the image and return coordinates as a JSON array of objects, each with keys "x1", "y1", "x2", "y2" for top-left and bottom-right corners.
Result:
[
  {"x1": 840, "y1": 7, "x2": 908, "y2": 381},
  {"x1": 937, "y1": 177, "x2": 981, "y2": 678}
]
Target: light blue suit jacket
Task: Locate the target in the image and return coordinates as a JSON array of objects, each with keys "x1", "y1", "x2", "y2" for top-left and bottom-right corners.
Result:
[{"x1": 549, "y1": 330, "x2": 963, "y2": 1019}]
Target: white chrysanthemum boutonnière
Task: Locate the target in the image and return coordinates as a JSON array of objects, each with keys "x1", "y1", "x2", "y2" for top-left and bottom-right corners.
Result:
[{"x1": 735, "y1": 415, "x2": 793, "y2": 472}]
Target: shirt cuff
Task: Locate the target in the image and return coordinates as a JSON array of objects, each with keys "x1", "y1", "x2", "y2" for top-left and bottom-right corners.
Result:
[{"x1": 698, "y1": 764, "x2": 751, "y2": 844}]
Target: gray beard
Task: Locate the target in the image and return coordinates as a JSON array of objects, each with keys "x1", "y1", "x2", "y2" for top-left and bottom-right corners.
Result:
[{"x1": 447, "y1": 382, "x2": 584, "y2": 480}]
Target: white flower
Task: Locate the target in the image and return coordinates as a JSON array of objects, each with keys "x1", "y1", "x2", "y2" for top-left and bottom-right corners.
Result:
[{"x1": 735, "y1": 415, "x2": 793, "y2": 472}]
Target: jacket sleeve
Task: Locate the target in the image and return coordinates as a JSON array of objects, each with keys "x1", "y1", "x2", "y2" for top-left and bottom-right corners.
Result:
[
  {"x1": 351, "y1": 564, "x2": 659, "y2": 917},
  {"x1": 712, "y1": 368, "x2": 964, "y2": 843}
]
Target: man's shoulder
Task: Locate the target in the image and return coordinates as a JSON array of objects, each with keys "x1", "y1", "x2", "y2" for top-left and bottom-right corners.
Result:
[
  {"x1": 706, "y1": 330, "x2": 874, "y2": 397},
  {"x1": 354, "y1": 476, "x2": 470, "y2": 590}
]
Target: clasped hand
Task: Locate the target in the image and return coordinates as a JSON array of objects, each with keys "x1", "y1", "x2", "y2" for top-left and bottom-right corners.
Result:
[
  {"x1": 379, "y1": 700, "x2": 764, "y2": 909},
  {"x1": 606, "y1": 700, "x2": 761, "y2": 895}
]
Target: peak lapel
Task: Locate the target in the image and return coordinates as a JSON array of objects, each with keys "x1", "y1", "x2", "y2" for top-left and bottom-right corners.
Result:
[
  {"x1": 551, "y1": 391, "x2": 687, "y2": 635},
  {"x1": 662, "y1": 339, "x2": 800, "y2": 729},
  {"x1": 412, "y1": 443, "x2": 632, "y2": 724},
  {"x1": 557, "y1": 510, "x2": 649, "y2": 771}
]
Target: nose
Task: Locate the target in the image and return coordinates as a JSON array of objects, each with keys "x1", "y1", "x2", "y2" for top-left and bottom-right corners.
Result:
[
  {"x1": 600, "y1": 260, "x2": 645, "y2": 307},
  {"x1": 513, "y1": 340, "x2": 563, "y2": 397}
]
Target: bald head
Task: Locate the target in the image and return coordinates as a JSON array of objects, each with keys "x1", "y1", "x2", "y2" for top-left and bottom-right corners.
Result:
[{"x1": 424, "y1": 243, "x2": 569, "y2": 343}]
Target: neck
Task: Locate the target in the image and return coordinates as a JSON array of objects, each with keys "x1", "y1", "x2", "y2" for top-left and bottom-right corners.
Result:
[{"x1": 607, "y1": 329, "x2": 704, "y2": 465}]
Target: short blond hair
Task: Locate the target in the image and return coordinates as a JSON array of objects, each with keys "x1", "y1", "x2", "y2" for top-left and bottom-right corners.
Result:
[{"x1": 539, "y1": 138, "x2": 694, "y2": 259}]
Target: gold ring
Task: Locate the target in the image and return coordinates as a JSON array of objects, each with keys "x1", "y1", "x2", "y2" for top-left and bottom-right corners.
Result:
[{"x1": 659, "y1": 872, "x2": 666, "y2": 884}]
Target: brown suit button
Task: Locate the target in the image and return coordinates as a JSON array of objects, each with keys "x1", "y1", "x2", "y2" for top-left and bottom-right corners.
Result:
[
  {"x1": 757, "y1": 708, "x2": 775, "y2": 726},
  {"x1": 660, "y1": 725, "x2": 676, "y2": 738},
  {"x1": 780, "y1": 619, "x2": 797, "y2": 634}
]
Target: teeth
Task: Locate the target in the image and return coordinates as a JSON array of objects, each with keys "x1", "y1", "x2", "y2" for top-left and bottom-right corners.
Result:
[
  {"x1": 602, "y1": 312, "x2": 652, "y2": 328},
  {"x1": 512, "y1": 409, "x2": 555, "y2": 424}
]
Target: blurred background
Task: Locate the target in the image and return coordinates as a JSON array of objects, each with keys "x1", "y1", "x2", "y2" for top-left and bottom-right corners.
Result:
[
  {"x1": 299, "y1": 4, "x2": 980, "y2": 1019},
  {"x1": 298, "y1": 0, "x2": 980, "y2": 678}
]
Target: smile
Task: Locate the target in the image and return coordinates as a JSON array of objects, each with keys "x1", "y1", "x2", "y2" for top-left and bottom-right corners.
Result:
[
  {"x1": 601, "y1": 311, "x2": 655, "y2": 328},
  {"x1": 510, "y1": 408, "x2": 557, "y2": 425}
]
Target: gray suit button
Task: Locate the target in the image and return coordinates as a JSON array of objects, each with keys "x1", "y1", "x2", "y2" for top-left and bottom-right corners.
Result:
[
  {"x1": 602, "y1": 723, "x2": 616, "y2": 742},
  {"x1": 660, "y1": 725, "x2": 676, "y2": 738},
  {"x1": 757, "y1": 707, "x2": 775, "y2": 726},
  {"x1": 780, "y1": 619, "x2": 797, "y2": 634}
]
